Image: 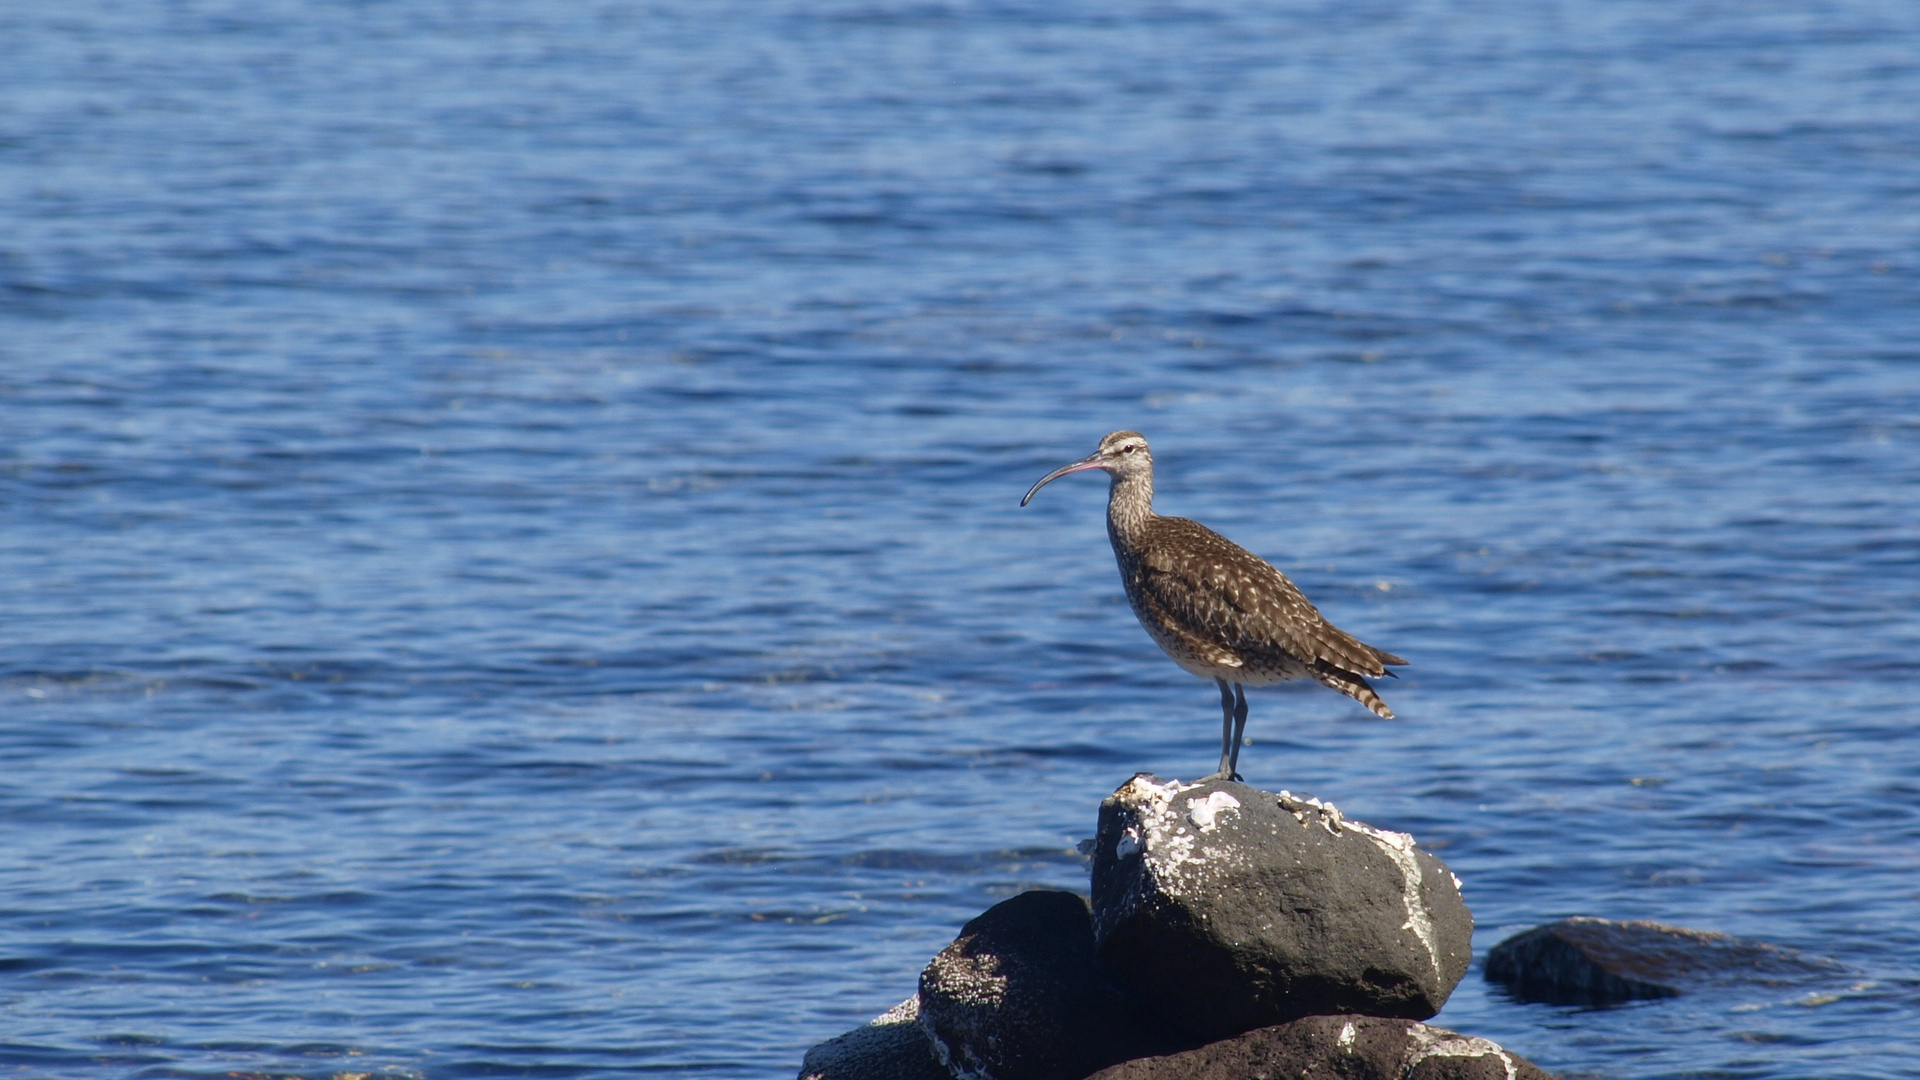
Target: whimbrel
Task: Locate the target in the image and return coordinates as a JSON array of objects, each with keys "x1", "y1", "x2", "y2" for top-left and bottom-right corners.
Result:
[{"x1": 1021, "y1": 431, "x2": 1406, "y2": 781}]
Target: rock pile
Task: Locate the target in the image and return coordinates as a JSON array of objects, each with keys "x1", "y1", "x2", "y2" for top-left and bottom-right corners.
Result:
[
  {"x1": 1091, "y1": 775, "x2": 1473, "y2": 1043},
  {"x1": 801, "y1": 774, "x2": 1541, "y2": 1080}
]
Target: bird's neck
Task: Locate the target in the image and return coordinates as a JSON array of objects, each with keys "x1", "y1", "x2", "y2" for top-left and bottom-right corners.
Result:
[{"x1": 1105, "y1": 469, "x2": 1155, "y2": 548}]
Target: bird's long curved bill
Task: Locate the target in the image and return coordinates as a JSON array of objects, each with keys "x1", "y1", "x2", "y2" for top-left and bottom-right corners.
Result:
[{"x1": 1020, "y1": 454, "x2": 1104, "y2": 506}]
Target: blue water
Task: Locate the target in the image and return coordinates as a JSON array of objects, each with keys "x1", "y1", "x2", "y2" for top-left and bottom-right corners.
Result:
[{"x1": 4, "y1": 1, "x2": 1919, "y2": 1077}]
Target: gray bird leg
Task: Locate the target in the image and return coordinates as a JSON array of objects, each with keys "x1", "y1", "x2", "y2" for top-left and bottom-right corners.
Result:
[
  {"x1": 1213, "y1": 678, "x2": 1236, "y2": 780},
  {"x1": 1231, "y1": 684, "x2": 1249, "y2": 775}
]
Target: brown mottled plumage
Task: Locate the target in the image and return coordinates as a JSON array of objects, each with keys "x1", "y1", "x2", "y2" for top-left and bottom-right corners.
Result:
[{"x1": 1022, "y1": 430, "x2": 1406, "y2": 780}]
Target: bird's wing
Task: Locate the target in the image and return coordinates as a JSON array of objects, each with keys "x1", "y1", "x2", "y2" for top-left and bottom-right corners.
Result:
[
  {"x1": 1138, "y1": 517, "x2": 1403, "y2": 680},
  {"x1": 1124, "y1": 577, "x2": 1248, "y2": 672}
]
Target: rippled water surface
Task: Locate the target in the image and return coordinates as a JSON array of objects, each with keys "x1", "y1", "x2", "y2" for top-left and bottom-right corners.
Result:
[{"x1": 4, "y1": 2, "x2": 1919, "y2": 1077}]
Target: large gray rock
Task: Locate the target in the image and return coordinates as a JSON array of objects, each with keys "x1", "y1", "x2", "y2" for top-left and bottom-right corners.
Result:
[
  {"x1": 917, "y1": 889, "x2": 1184, "y2": 1080},
  {"x1": 1084, "y1": 1014, "x2": 1551, "y2": 1080},
  {"x1": 798, "y1": 996, "x2": 948, "y2": 1080},
  {"x1": 1486, "y1": 916, "x2": 1843, "y2": 1006},
  {"x1": 1091, "y1": 775, "x2": 1472, "y2": 1044}
]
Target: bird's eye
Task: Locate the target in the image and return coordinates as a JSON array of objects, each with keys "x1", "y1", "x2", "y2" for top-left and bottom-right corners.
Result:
[{"x1": 1122, "y1": 444, "x2": 1137, "y2": 454}]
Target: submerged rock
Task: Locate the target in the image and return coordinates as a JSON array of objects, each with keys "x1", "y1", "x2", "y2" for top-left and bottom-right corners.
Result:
[
  {"x1": 798, "y1": 996, "x2": 948, "y2": 1080},
  {"x1": 917, "y1": 889, "x2": 1183, "y2": 1080},
  {"x1": 1083, "y1": 1014, "x2": 1551, "y2": 1080},
  {"x1": 1091, "y1": 774, "x2": 1473, "y2": 1044},
  {"x1": 1485, "y1": 916, "x2": 1843, "y2": 1006}
]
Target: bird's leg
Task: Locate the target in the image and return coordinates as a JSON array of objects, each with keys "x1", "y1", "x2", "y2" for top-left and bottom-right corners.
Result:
[
  {"x1": 1212, "y1": 678, "x2": 1236, "y2": 780},
  {"x1": 1231, "y1": 684, "x2": 1249, "y2": 774}
]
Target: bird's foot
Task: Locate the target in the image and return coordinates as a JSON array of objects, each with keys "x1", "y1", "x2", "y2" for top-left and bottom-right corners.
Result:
[{"x1": 1200, "y1": 770, "x2": 1243, "y2": 783}]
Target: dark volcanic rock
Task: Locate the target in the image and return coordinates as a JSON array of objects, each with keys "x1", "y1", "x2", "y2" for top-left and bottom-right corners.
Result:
[
  {"x1": 1486, "y1": 916, "x2": 1842, "y2": 1005},
  {"x1": 917, "y1": 889, "x2": 1182, "y2": 1080},
  {"x1": 1084, "y1": 1014, "x2": 1551, "y2": 1080},
  {"x1": 798, "y1": 997, "x2": 948, "y2": 1080},
  {"x1": 1091, "y1": 775, "x2": 1472, "y2": 1044}
]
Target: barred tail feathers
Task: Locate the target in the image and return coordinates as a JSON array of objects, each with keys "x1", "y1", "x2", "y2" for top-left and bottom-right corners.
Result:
[{"x1": 1313, "y1": 666, "x2": 1395, "y2": 719}]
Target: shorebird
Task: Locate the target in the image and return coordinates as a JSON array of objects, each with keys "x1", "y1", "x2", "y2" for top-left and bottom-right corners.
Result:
[{"x1": 1021, "y1": 431, "x2": 1406, "y2": 781}]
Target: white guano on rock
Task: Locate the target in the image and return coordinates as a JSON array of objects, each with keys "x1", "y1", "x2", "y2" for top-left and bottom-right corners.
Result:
[
  {"x1": 1402, "y1": 1023, "x2": 1519, "y2": 1080},
  {"x1": 1185, "y1": 790, "x2": 1240, "y2": 832},
  {"x1": 1340, "y1": 818, "x2": 1441, "y2": 980}
]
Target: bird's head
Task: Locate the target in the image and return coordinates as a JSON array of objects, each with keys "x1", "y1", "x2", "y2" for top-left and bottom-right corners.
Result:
[{"x1": 1020, "y1": 430, "x2": 1152, "y2": 506}]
